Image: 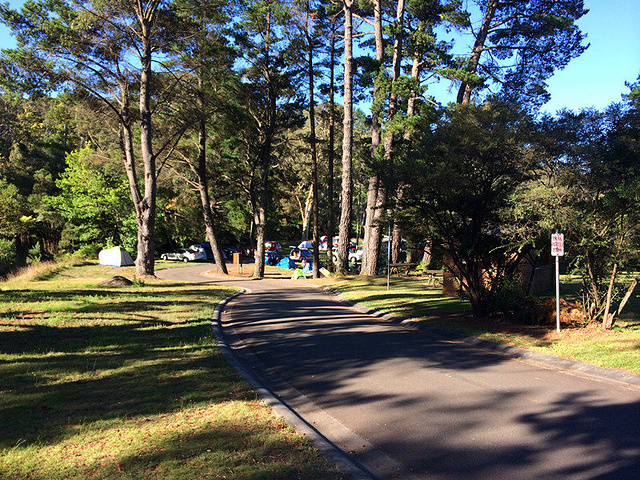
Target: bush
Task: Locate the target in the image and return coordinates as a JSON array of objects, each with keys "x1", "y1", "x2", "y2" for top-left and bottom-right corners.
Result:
[
  {"x1": 484, "y1": 278, "x2": 531, "y2": 319},
  {"x1": 0, "y1": 237, "x2": 17, "y2": 277}
]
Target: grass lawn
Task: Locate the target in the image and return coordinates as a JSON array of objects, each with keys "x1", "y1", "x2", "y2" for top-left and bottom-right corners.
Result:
[
  {"x1": 316, "y1": 274, "x2": 640, "y2": 376},
  {"x1": 0, "y1": 260, "x2": 347, "y2": 480}
]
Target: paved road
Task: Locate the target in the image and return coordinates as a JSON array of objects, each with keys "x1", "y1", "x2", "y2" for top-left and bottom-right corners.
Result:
[{"x1": 158, "y1": 264, "x2": 640, "y2": 480}]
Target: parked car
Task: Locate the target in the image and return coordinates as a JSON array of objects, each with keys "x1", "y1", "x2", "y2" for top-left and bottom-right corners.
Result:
[
  {"x1": 333, "y1": 245, "x2": 363, "y2": 264},
  {"x1": 289, "y1": 247, "x2": 313, "y2": 261},
  {"x1": 265, "y1": 241, "x2": 282, "y2": 252},
  {"x1": 160, "y1": 248, "x2": 203, "y2": 262},
  {"x1": 188, "y1": 244, "x2": 210, "y2": 261}
]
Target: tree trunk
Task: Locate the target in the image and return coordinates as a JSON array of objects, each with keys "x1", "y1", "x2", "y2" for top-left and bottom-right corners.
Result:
[
  {"x1": 300, "y1": 184, "x2": 314, "y2": 242},
  {"x1": 457, "y1": 0, "x2": 498, "y2": 105},
  {"x1": 252, "y1": 9, "x2": 277, "y2": 278},
  {"x1": 613, "y1": 274, "x2": 640, "y2": 328},
  {"x1": 602, "y1": 262, "x2": 618, "y2": 329},
  {"x1": 336, "y1": 0, "x2": 354, "y2": 275},
  {"x1": 421, "y1": 238, "x2": 432, "y2": 266},
  {"x1": 253, "y1": 128, "x2": 273, "y2": 278},
  {"x1": 196, "y1": 118, "x2": 228, "y2": 274},
  {"x1": 387, "y1": 0, "x2": 405, "y2": 266},
  {"x1": 326, "y1": 15, "x2": 337, "y2": 273},
  {"x1": 361, "y1": 0, "x2": 384, "y2": 276},
  {"x1": 307, "y1": 26, "x2": 320, "y2": 278},
  {"x1": 252, "y1": 141, "x2": 270, "y2": 278},
  {"x1": 134, "y1": 18, "x2": 157, "y2": 278},
  {"x1": 253, "y1": 205, "x2": 267, "y2": 278}
]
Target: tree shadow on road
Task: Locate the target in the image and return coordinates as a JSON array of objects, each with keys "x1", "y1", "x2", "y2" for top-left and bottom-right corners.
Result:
[{"x1": 225, "y1": 286, "x2": 640, "y2": 480}]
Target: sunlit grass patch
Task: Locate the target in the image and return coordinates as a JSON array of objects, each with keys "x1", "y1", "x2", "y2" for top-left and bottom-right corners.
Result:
[
  {"x1": 320, "y1": 274, "x2": 640, "y2": 375},
  {"x1": 318, "y1": 275, "x2": 470, "y2": 319},
  {"x1": 0, "y1": 261, "x2": 348, "y2": 480}
]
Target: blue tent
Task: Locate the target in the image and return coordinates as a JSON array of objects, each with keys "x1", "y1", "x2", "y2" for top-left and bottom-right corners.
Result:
[
  {"x1": 302, "y1": 261, "x2": 323, "y2": 273},
  {"x1": 277, "y1": 257, "x2": 297, "y2": 269}
]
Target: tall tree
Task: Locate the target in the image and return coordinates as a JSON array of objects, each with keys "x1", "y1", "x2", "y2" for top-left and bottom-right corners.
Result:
[
  {"x1": 1, "y1": 0, "x2": 191, "y2": 277},
  {"x1": 316, "y1": 4, "x2": 343, "y2": 272},
  {"x1": 453, "y1": 0, "x2": 588, "y2": 107},
  {"x1": 169, "y1": 0, "x2": 236, "y2": 274},
  {"x1": 360, "y1": 0, "x2": 386, "y2": 276},
  {"x1": 233, "y1": 0, "x2": 303, "y2": 278},
  {"x1": 336, "y1": 0, "x2": 355, "y2": 275},
  {"x1": 293, "y1": 0, "x2": 323, "y2": 278}
]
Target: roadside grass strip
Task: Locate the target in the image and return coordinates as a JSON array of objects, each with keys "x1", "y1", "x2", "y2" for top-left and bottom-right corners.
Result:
[
  {"x1": 321, "y1": 275, "x2": 640, "y2": 376},
  {"x1": 0, "y1": 261, "x2": 347, "y2": 480}
]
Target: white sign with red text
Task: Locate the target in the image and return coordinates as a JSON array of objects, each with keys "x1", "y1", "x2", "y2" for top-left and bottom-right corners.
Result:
[{"x1": 551, "y1": 233, "x2": 564, "y2": 257}]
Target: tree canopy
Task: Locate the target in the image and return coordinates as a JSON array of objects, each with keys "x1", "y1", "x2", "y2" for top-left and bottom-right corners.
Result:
[{"x1": 3, "y1": 0, "x2": 639, "y2": 330}]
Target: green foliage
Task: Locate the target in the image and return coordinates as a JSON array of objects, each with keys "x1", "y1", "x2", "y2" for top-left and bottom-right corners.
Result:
[
  {"x1": 46, "y1": 145, "x2": 137, "y2": 254},
  {"x1": 503, "y1": 99, "x2": 640, "y2": 327},
  {"x1": 404, "y1": 102, "x2": 533, "y2": 317},
  {"x1": 0, "y1": 237, "x2": 17, "y2": 275}
]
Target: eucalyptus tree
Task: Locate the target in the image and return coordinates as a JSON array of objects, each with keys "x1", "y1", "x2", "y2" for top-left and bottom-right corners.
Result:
[{"x1": 0, "y1": 0, "x2": 197, "y2": 277}]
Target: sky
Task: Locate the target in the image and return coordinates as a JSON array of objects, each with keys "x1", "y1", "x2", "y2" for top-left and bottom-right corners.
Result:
[{"x1": 0, "y1": 0, "x2": 638, "y2": 115}]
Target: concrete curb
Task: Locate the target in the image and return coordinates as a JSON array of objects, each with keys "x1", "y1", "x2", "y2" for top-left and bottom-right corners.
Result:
[
  {"x1": 322, "y1": 287, "x2": 640, "y2": 388},
  {"x1": 212, "y1": 290, "x2": 419, "y2": 480}
]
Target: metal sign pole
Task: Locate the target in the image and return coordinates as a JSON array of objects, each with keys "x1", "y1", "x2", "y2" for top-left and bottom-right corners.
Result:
[
  {"x1": 555, "y1": 254, "x2": 561, "y2": 333},
  {"x1": 386, "y1": 225, "x2": 391, "y2": 291},
  {"x1": 551, "y1": 232, "x2": 564, "y2": 333}
]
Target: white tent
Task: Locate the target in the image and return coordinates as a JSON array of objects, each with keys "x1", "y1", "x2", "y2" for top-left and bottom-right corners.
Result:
[
  {"x1": 298, "y1": 240, "x2": 313, "y2": 250},
  {"x1": 98, "y1": 246, "x2": 135, "y2": 267}
]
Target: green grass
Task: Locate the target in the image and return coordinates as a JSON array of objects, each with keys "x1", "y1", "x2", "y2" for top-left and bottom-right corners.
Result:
[
  {"x1": 319, "y1": 275, "x2": 470, "y2": 319},
  {"x1": 319, "y1": 274, "x2": 640, "y2": 376},
  {"x1": 0, "y1": 260, "x2": 347, "y2": 480}
]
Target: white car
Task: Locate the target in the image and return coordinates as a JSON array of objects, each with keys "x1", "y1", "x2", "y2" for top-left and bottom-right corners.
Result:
[
  {"x1": 333, "y1": 246, "x2": 363, "y2": 264},
  {"x1": 349, "y1": 246, "x2": 364, "y2": 263},
  {"x1": 161, "y1": 247, "x2": 206, "y2": 262}
]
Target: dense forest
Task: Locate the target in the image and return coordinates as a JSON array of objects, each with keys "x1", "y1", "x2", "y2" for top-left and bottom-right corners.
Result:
[{"x1": 1, "y1": 0, "x2": 639, "y2": 326}]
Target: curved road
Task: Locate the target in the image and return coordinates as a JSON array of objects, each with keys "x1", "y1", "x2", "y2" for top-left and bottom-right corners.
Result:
[{"x1": 158, "y1": 263, "x2": 640, "y2": 480}]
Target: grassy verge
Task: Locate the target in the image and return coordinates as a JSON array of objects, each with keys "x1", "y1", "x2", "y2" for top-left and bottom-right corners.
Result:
[
  {"x1": 318, "y1": 275, "x2": 640, "y2": 376},
  {"x1": 0, "y1": 260, "x2": 347, "y2": 480}
]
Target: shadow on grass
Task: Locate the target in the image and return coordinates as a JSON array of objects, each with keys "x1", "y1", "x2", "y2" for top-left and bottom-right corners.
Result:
[
  {"x1": 0, "y1": 282, "x2": 251, "y2": 452},
  {"x1": 0, "y1": 319, "x2": 255, "y2": 449},
  {"x1": 0, "y1": 285, "x2": 237, "y2": 322}
]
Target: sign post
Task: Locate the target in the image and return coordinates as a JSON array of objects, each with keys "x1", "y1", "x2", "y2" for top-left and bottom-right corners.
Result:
[
  {"x1": 551, "y1": 232, "x2": 564, "y2": 333},
  {"x1": 232, "y1": 252, "x2": 242, "y2": 274},
  {"x1": 386, "y1": 225, "x2": 391, "y2": 291}
]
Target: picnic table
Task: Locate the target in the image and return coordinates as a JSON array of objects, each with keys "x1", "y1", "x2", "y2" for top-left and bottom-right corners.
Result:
[
  {"x1": 387, "y1": 263, "x2": 442, "y2": 287},
  {"x1": 388, "y1": 262, "x2": 418, "y2": 275}
]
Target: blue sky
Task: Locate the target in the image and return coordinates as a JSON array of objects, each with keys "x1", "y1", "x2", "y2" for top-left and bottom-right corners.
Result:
[
  {"x1": 540, "y1": 0, "x2": 640, "y2": 114},
  {"x1": 1, "y1": 0, "x2": 638, "y2": 114}
]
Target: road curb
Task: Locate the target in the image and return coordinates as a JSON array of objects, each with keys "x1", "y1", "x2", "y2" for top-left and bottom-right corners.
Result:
[
  {"x1": 212, "y1": 290, "x2": 418, "y2": 480},
  {"x1": 322, "y1": 287, "x2": 640, "y2": 388}
]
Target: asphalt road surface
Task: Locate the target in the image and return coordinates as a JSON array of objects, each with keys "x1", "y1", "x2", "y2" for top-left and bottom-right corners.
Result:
[{"x1": 158, "y1": 264, "x2": 640, "y2": 480}]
